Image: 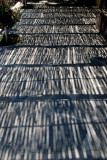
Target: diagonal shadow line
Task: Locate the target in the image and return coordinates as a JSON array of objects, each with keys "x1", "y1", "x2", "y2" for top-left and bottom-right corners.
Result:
[
  {"x1": 10, "y1": 33, "x2": 100, "y2": 35},
  {"x1": 1, "y1": 45, "x2": 107, "y2": 50},
  {"x1": 21, "y1": 13, "x2": 97, "y2": 16},
  {"x1": 0, "y1": 63, "x2": 106, "y2": 68},
  {"x1": 24, "y1": 9, "x2": 98, "y2": 12},
  {"x1": 22, "y1": 5, "x2": 97, "y2": 10},
  {"x1": 0, "y1": 94, "x2": 107, "y2": 102},
  {"x1": 1, "y1": 121, "x2": 107, "y2": 129},
  {"x1": 7, "y1": 44, "x2": 107, "y2": 49},
  {"x1": 20, "y1": 17, "x2": 96, "y2": 19},
  {"x1": 1, "y1": 76, "x2": 107, "y2": 83},
  {"x1": 16, "y1": 23, "x2": 96, "y2": 26}
]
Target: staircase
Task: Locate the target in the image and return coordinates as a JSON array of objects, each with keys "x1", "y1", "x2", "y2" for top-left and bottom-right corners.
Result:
[{"x1": 0, "y1": 3, "x2": 107, "y2": 160}]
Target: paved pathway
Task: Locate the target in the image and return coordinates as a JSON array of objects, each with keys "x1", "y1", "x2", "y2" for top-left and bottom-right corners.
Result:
[{"x1": 0, "y1": 3, "x2": 107, "y2": 160}]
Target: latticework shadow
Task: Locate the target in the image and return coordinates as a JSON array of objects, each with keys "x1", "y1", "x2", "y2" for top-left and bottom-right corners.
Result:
[{"x1": 0, "y1": 3, "x2": 107, "y2": 160}]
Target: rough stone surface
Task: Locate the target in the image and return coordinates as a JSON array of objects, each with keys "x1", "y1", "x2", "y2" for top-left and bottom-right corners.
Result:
[{"x1": 0, "y1": 4, "x2": 107, "y2": 160}]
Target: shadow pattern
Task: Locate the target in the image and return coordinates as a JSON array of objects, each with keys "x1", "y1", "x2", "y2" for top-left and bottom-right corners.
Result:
[{"x1": 0, "y1": 3, "x2": 107, "y2": 160}]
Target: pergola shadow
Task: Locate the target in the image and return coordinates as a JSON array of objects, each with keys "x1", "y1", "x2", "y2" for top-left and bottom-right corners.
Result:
[{"x1": 0, "y1": 3, "x2": 107, "y2": 160}]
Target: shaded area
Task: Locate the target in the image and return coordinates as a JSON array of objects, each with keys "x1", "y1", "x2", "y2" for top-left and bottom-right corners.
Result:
[
  {"x1": 0, "y1": 34, "x2": 21, "y2": 46},
  {"x1": 90, "y1": 57, "x2": 107, "y2": 66},
  {"x1": 22, "y1": 4, "x2": 35, "y2": 9},
  {"x1": 46, "y1": 0, "x2": 96, "y2": 7}
]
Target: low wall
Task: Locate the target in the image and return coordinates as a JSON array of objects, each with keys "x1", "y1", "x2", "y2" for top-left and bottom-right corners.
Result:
[
  {"x1": 96, "y1": 0, "x2": 102, "y2": 8},
  {"x1": 96, "y1": 11, "x2": 107, "y2": 41}
]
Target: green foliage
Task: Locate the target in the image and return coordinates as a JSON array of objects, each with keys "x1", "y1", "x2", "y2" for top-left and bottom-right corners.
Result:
[
  {"x1": 0, "y1": 0, "x2": 20, "y2": 29},
  {"x1": 0, "y1": 36, "x2": 3, "y2": 41}
]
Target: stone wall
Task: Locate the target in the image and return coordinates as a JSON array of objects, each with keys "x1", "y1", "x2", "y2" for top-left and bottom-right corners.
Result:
[
  {"x1": 100, "y1": 12, "x2": 107, "y2": 40},
  {"x1": 96, "y1": 11, "x2": 107, "y2": 41}
]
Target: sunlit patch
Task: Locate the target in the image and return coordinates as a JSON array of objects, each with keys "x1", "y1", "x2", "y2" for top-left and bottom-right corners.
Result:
[
  {"x1": 47, "y1": 2, "x2": 59, "y2": 6},
  {"x1": 39, "y1": 1, "x2": 48, "y2": 4}
]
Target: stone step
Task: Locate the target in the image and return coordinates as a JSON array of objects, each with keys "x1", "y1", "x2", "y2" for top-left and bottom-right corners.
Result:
[
  {"x1": 23, "y1": 5, "x2": 98, "y2": 12},
  {"x1": 0, "y1": 66, "x2": 107, "y2": 96},
  {"x1": 19, "y1": 17, "x2": 96, "y2": 25},
  {"x1": 11, "y1": 24, "x2": 98, "y2": 34},
  {"x1": 15, "y1": 33, "x2": 106, "y2": 46},
  {"x1": 0, "y1": 47, "x2": 107, "y2": 65},
  {"x1": 21, "y1": 12, "x2": 96, "y2": 18}
]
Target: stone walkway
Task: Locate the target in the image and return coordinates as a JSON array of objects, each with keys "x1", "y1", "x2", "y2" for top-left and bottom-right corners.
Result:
[{"x1": 0, "y1": 3, "x2": 107, "y2": 160}]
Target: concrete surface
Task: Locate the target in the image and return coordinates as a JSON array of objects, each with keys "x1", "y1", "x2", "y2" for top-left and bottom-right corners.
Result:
[{"x1": 0, "y1": 3, "x2": 107, "y2": 160}]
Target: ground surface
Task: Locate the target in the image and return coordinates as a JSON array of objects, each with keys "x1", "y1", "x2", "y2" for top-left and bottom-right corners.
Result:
[{"x1": 0, "y1": 3, "x2": 107, "y2": 160}]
